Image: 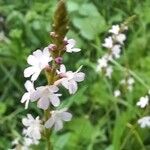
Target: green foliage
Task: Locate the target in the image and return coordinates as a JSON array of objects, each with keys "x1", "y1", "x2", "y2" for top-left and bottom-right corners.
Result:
[{"x1": 0, "y1": 0, "x2": 150, "y2": 150}]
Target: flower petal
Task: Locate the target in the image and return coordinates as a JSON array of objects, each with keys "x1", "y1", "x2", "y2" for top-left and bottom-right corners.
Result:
[
  {"x1": 68, "y1": 80, "x2": 78, "y2": 94},
  {"x1": 24, "y1": 66, "x2": 36, "y2": 78},
  {"x1": 24, "y1": 80, "x2": 34, "y2": 92},
  {"x1": 50, "y1": 95, "x2": 60, "y2": 107},
  {"x1": 37, "y1": 97, "x2": 49, "y2": 110},
  {"x1": 61, "y1": 112, "x2": 72, "y2": 121},
  {"x1": 54, "y1": 120, "x2": 63, "y2": 131},
  {"x1": 45, "y1": 117, "x2": 55, "y2": 129},
  {"x1": 74, "y1": 72, "x2": 85, "y2": 82}
]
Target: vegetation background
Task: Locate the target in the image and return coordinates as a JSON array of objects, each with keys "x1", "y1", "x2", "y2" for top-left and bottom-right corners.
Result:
[{"x1": 0, "y1": 0, "x2": 150, "y2": 149}]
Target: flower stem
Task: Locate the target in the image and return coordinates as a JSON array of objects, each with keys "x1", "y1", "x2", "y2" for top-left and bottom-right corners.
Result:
[
  {"x1": 44, "y1": 109, "x2": 52, "y2": 150},
  {"x1": 44, "y1": 1, "x2": 69, "y2": 149}
]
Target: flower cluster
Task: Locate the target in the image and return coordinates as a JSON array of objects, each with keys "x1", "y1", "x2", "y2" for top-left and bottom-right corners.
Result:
[
  {"x1": 136, "y1": 91, "x2": 150, "y2": 128},
  {"x1": 18, "y1": 36, "x2": 85, "y2": 148},
  {"x1": 96, "y1": 24, "x2": 128, "y2": 78}
]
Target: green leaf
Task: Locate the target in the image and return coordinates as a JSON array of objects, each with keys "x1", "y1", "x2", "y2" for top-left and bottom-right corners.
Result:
[{"x1": 0, "y1": 102, "x2": 6, "y2": 116}]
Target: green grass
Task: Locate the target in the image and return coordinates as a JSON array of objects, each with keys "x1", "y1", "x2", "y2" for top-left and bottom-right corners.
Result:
[{"x1": 0, "y1": 0, "x2": 150, "y2": 149}]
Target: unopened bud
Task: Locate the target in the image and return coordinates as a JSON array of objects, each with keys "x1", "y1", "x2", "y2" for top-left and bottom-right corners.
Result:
[
  {"x1": 48, "y1": 44, "x2": 57, "y2": 51},
  {"x1": 50, "y1": 32, "x2": 58, "y2": 38},
  {"x1": 55, "y1": 57, "x2": 63, "y2": 64}
]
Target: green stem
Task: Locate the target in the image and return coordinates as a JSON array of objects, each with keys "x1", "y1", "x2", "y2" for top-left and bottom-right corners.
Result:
[{"x1": 44, "y1": 109, "x2": 52, "y2": 150}]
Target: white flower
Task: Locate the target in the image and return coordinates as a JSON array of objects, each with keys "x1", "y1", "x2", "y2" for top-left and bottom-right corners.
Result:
[
  {"x1": 138, "y1": 116, "x2": 150, "y2": 128},
  {"x1": 55, "y1": 65, "x2": 85, "y2": 94},
  {"x1": 114, "y1": 90, "x2": 121, "y2": 97},
  {"x1": 65, "y1": 38, "x2": 81, "y2": 53},
  {"x1": 12, "y1": 138, "x2": 19, "y2": 146},
  {"x1": 105, "y1": 66, "x2": 113, "y2": 78},
  {"x1": 96, "y1": 57, "x2": 108, "y2": 72},
  {"x1": 45, "y1": 108, "x2": 72, "y2": 131},
  {"x1": 21, "y1": 80, "x2": 35, "y2": 109},
  {"x1": 128, "y1": 77, "x2": 135, "y2": 85},
  {"x1": 23, "y1": 137, "x2": 39, "y2": 146},
  {"x1": 24, "y1": 48, "x2": 52, "y2": 81},
  {"x1": 30, "y1": 85, "x2": 61, "y2": 110},
  {"x1": 109, "y1": 25, "x2": 120, "y2": 35},
  {"x1": 114, "y1": 33, "x2": 126, "y2": 44},
  {"x1": 111, "y1": 45, "x2": 121, "y2": 59},
  {"x1": 22, "y1": 114, "x2": 41, "y2": 141},
  {"x1": 102, "y1": 37, "x2": 113, "y2": 49},
  {"x1": 136, "y1": 96, "x2": 149, "y2": 108}
]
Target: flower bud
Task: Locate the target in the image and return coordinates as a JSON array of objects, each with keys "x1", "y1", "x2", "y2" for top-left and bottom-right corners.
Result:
[
  {"x1": 55, "y1": 57, "x2": 63, "y2": 64},
  {"x1": 48, "y1": 44, "x2": 57, "y2": 51},
  {"x1": 50, "y1": 32, "x2": 58, "y2": 38}
]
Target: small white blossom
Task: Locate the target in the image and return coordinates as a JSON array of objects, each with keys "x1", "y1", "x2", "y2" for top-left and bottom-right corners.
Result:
[
  {"x1": 65, "y1": 38, "x2": 81, "y2": 53},
  {"x1": 102, "y1": 36, "x2": 113, "y2": 49},
  {"x1": 55, "y1": 65, "x2": 85, "y2": 94},
  {"x1": 114, "y1": 33, "x2": 126, "y2": 44},
  {"x1": 120, "y1": 77, "x2": 135, "y2": 91},
  {"x1": 96, "y1": 57, "x2": 108, "y2": 72},
  {"x1": 45, "y1": 108, "x2": 72, "y2": 131},
  {"x1": 21, "y1": 80, "x2": 35, "y2": 109},
  {"x1": 114, "y1": 90, "x2": 121, "y2": 97},
  {"x1": 111, "y1": 45, "x2": 121, "y2": 59},
  {"x1": 136, "y1": 96, "x2": 149, "y2": 108},
  {"x1": 24, "y1": 48, "x2": 52, "y2": 81},
  {"x1": 22, "y1": 114, "x2": 41, "y2": 141},
  {"x1": 30, "y1": 85, "x2": 61, "y2": 110},
  {"x1": 138, "y1": 116, "x2": 150, "y2": 128},
  {"x1": 128, "y1": 77, "x2": 135, "y2": 85},
  {"x1": 109, "y1": 25, "x2": 120, "y2": 35},
  {"x1": 105, "y1": 66, "x2": 113, "y2": 78}
]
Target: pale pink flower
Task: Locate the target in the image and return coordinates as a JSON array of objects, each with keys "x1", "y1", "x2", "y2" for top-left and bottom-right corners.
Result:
[
  {"x1": 102, "y1": 37, "x2": 113, "y2": 49},
  {"x1": 114, "y1": 33, "x2": 126, "y2": 44},
  {"x1": 109, "y1": 25, "x2": 120, "y2": 35},
  {"x1": 111, "y1": 45, "x2": 121, "y2": 59},
  {"x1": 21, "y1": 80, "x2": 35, "y2": 109},
  {"x1": 65, "y1": 38, "x2": 81, "y2": 53},
  {"x1": 22, "y1": 114, "x2": 41, "y2": 141},
  {"x1": 136, "y1": 96, "x2": 149, "y2": 108},
  {"x1": 30, "y1": 85, "x2": 61, "y2": 110},
  {"x1": 138, "y1": 116, "x2": 150, "y2": 128},
  {"x1": 24, "y1": 48, "x2": 52, "y2": 81},
  {"x1": 55, "y1": 65, "x2": 85, "y2": 94},
  {"x1": 45, "y1": 108, "x2": 72, "y2": 131}
]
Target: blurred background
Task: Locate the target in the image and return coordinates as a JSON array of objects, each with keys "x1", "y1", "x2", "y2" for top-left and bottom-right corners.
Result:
[{"x1": 0, "y1": 0, "x2": 150, "y2": 149}]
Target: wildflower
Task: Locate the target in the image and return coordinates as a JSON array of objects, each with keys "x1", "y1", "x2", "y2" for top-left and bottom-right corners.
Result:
[
  {"x1": 65, "y1": 38, "x2": 81, "y2": 53},
  {"x1": 24, "y1": 48, "x2": 52, "y2": 81},
  {"x1": 111, "y1": 45, "x2": 121, "y2": 59},
  {"x1": 96, "y1": 57, "x2": 108, "y2": 72},
  {"x1": 45, "y1": 108, "x2": 72, "y2": 131},
  {"x1": 102, "y1": 36, "x2": 113, "y2": 49},
  {"x1": 21, "y1": 80, "x2": 35, "y2": 109},
  {"x1": 114, "y1": 33, "x2": 126, "y2": 44},
  {"x1": 127, "y1": 77, "x2": 135, "y2": 91},
  {"x1": 120, "y1": 77, "x2": 135, "y2": 91},
  {"x1": 138, "y1": 116, "x2": 150, "y2": 128},
  {"x1": 114, "y1": 90, "x2": 121, "y2": 97},
  {"x1": 55, "y1": 65, "x2": 85, "y2": 94},
  {"x1": 105, "y1": 66, "x2": 113, "y2": 78},
  {"x1": 109, "y1": 25, "x2": 120, "y2": 35},
  {"x1": 136, "y1": 95, "x2": 149, "y2": 108},
  {"x1": 30, "y1": 85, "x2": 61, "y2": 110},
  {"x1": 22, "y1": 114, "x2": 41, "y2": 141},
  {"x1": 23, "y1": 137, "x2": 39, "y2": 146}
]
